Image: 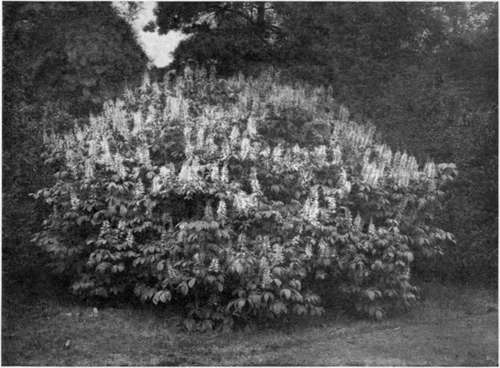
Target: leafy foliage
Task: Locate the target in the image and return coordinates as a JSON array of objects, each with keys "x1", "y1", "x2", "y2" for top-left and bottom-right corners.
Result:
[
  {"x1": 150, "y1": 2, "x2": 279, "y2": 75},
  {"x1": 366, "y1": 6, "x2": 498, "y2": 284},
  {"x1": 149, "y1": 2, "x2": 497, "y2": 284},
  {"x1": 3, "y1": 2, "x2": 147, "y2": 280},
  {"x1": 3, "y1": 2, "x2": 147, "y2": 115},
  {"x1": 33, "y1": 71, "x2": 455, "y2": 330}
]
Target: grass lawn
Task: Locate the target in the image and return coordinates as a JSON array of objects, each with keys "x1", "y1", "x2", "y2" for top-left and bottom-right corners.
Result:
[{"x1": 2, "y1": 275, "x2": 498, "y2": 366}]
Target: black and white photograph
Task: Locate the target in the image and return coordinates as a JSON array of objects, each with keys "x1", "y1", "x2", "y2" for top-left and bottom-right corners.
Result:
[{"x1": 2, "y1": 1, "x2": 498, "y2": 365}]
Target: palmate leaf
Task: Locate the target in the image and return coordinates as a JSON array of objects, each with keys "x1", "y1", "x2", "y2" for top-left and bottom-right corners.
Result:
[
  {"x1": 271, "y1": 301, "x2": 287, "y2": 315},
  {"x1": 231, "y1": 260, "x2": 244, "y2": 275},
  {"x1": 152, "y1": 290, "x2": 171, "y2": 304},
  {"x1": 366, "y1": 290, "x2": 376, "y2": 301},
  {"x1": 280, "y1": 288, "x2": 292, "y2": 300},
  {"x1": 178, "y1": 281, "x2": 189, "y2": 296}
]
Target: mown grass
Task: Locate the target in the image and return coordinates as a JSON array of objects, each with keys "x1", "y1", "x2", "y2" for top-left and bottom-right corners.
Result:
[{"x1": 2, "y1": 269, "x2": 498, "y2": 366}]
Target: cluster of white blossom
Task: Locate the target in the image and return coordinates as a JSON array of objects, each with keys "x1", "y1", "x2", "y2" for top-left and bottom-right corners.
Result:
[
  {"x1": 159, "y1": 164, "x2": 175, "y2": 181},
  {"x1": 423, "y1": 161, "x2": 437, "y2": 179},
  {"x1": 183, "y1": 125, "x2": 194, "y2": 158},
  {"x1": 204, "y1": 201, "x2": 214, "y2": 220},
  {"x1": 302, "y1": 185, "x2": 320, "y2": 224},
  {"x1": 88, "y1": 139, "x2": 98, "y2": 158},
  {"x1": 299, "y1": 167, "x2": 314, "y2": 187},
  {"x1": 305, "y1": 242, "x2": 313, "y2": 259},
  {"x1": 423, "y1": 161, "x2": 437, "y2": 190},
  {"x1": 99, "y1": 220, "x2": 111, "y2": 238},
  {"x1": 132, "y1": 111, "x2": 143, "y2": 135},
  {"x1": 216, "y1": 199, "x2": 227, "y2": 220},
  {"x1": 246, "y1": 116, "x2": 258, "y2": 137},
  {"x1": 136, "y1": 145, "x2": 151, "y2": 167},
  {"x1": 272, "y1": 243, "x2": 284, "y2": 264},
  {"x1": 268, "y1": 84, "x2": 308, "y2": 110},
  {"x1": 84, "y1": 159, "x2": 95, "y2": 180},
  {"x1": 178, "y1": 157, "x2": 202, "y2": 184},
  {"x1": 341, "y1": 121, "x2": 375, "y2": 149},
  {"x1": 367, "y1": 218, "x2": 376, "y2": 235},
  {"x1": 318, "y1": 239, "x2": 328, "y2": 258},
  {"x1": 65, "y1": 149, "x2": 79, "y2": 176},
  {"x1": 126, "y1": 230, "x2": 134, "y2": 247},
  {"x1": 337, "y1": 168, "x2": 352, "y2": 198},
  {"x1": 391, "y1": 152, "x2": 419, "y2": 187},
  {"x1": 196, "y1": 124, "x2": 206, "y2": 151},
  {"x1": 151, "y1": 175, "x2": 162, "y2": 194},
  {"x1": 70, "y1": 190, "x2": 80, "y2": 210},
  {"x1": 373, "y1": 144, "x2": 393, "y2": 166},
  {"x1": 112, "y1": 153, "x2": 127, "y2": 178},
  {"x1": 99, "y1": 137, "x2": 113, "y2": 167},
  {"x1": 165, "y1": 95, "x2": 189, "y2": 120},
  {"x1": 322, "y1": 186, "x2": 337, "y2": 212},
  {"x1": 240, "y1": 137, "x2": 252, "y2": 160},
  {"x1": 249, "y1": 167, "x2": 261, "y2": 194},
  {"x1": 220, "y1": 164, "x2": 229, "y2": 183},
  {"x1": 134, "y1": 179, "x2": 145, "y2": 198},
  {"x1": 314, "y1": 145, "x2": 327, "y2": 162},
  {"x1": 361, "y1": 161, "x2": 384, "y2": 187},
  {"x1": 208, "y1": 258, "x2": 220, "y2": 273},
  {"x1": 229, "y1": 125, "x2": 240, "y2": 147},
  {"x1": 141, "y1": 70, "x2": 151, "y2": 90},
  {"x1": 167, "y1": 263, "x2": 178, "y2": 280},
  {"x1": 353, "y1": 213, "x2": 363, "y2": 230},
  {"x1": 358, "y1": 139, "x2": 439, "y2": 189},
  {"x1": 271, "y1": 144, "x2": 283, "y2": 162},
  {"x1": 339, "y1": 104, "x2": 350, "y2": 122},
  {"x1": 232, "y1": 190, "x2": 258, "y2": 214},
  {"x1": 260, "y1": 257, "x2": 271, "y2": 288}
]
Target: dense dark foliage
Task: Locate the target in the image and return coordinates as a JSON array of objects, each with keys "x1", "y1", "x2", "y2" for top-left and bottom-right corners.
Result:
[
  {"x1": 150, "y1": 2, "x2": 275, "y2": 75},
  {"x1": 3, "y1": 2, "x2": 147, "y2": 280},
  {"x1": 150, "y1": 2, "x2": 498, "y2": 284}
]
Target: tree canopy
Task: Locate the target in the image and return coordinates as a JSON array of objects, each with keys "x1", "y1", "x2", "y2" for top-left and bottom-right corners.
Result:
[
  {"x1": 3, "y1": 2, "x2": 147, "y2": 118},
  {"x1": 148, "y1": 1, "x2": 498, "y2": 283},
  {"x1": 2, "y1": 2, "x2": 148, "y2": 270}
]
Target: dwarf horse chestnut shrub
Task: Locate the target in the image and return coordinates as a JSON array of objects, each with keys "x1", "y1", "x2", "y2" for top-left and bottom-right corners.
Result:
[{"x1": 33, "y1": 70, "x2": 456, "y2": 330}]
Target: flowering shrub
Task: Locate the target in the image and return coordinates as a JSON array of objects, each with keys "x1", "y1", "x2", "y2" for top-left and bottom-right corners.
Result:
[{"x1": 33, "y1": 70, "x2": 456, "y2": 330}]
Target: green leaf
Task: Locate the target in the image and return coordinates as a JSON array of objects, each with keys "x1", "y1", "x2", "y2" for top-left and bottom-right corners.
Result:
[
  {"x1": 178, "y1": 281, "x2": 189, "y2": 296},
  {"x1": 76, "y1": 215, "x2": 88, "y2": 225},
  {"x1": 271, "y1": 301, "x2": 287, "y2": 315},
  {"x1": 263, "y1": 292, "x2": 274, "y2": 303},
  {"x1": 236, "y1": 298, "x2": 246, "y2": 311},
  {"x1": 248, "y1": 293, "x2": 261, "y2": 306},
  {"x1": 159, "y1": 290, "x2": 171, "y2": 303},
  {"x1": 280, "y1": 288, "x2": 292, "y2": 300},
  {"x1": 157, "y1": 260, "x2": 165, "y2": 271},
  {"x1": 232, "y1": 260, "x2": 244, "y2": 275},
  {"x1": 366, "y1": 290, "x2": 376, "y2": 301}
]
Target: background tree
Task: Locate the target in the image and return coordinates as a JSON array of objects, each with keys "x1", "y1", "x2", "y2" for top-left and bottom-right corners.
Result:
[
  {"x1": 150, "y1": 2, "x2": 498, "y2": 284},
  {"x1": 150, "y1": 2, "x2": 279, "y2": 74},
  {"x1": 3, "y1": 2, "x2": 148, "y2": 283}
]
